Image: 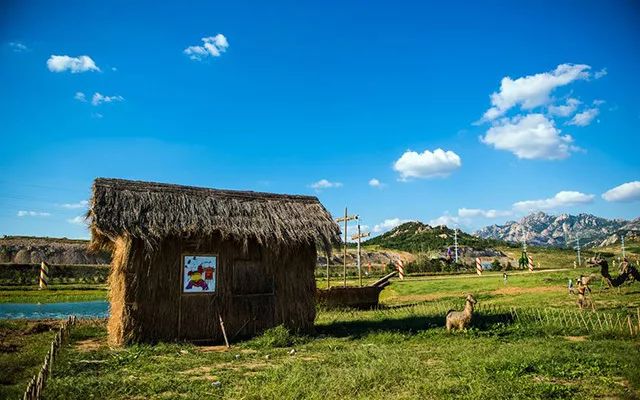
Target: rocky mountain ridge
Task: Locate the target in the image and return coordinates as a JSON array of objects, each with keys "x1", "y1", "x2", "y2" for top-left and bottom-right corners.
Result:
[{"x1": 475, "y1": 212, "x2": 639, "y2": 248}]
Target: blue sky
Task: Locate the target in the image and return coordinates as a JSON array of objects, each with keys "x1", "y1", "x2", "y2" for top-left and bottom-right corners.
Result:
[{"x1": 1, "y1": 0, "x2": 639, "y2": 239}]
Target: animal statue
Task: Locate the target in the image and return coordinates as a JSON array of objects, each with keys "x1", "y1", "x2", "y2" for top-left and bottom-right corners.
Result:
[
  {"x1": 445, "y1": 294, "x2": 477, "y2": 332},
  {"x1": 588, "y1": 255, "x2": 640, "y2": 288},
  {"x1": 575, "y1": 281, "x2": 593, "y2": 310}
]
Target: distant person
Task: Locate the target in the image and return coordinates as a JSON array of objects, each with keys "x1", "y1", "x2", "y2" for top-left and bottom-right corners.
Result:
[
  {"x1": 503, "y1": 272, "x2": 508, "y2": 285},
  {"x1": 576, "y1": 283, "x2": 587, "y2": 309}
]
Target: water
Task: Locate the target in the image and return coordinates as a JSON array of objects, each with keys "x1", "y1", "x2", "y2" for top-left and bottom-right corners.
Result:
[{"x1": 0, "y1": 300, "x2": 109, "y2": 319}]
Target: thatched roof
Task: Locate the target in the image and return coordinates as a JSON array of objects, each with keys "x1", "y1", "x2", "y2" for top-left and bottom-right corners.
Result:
[{"x1": 88, "y1": 178, "x2": 340, "y2": 252}]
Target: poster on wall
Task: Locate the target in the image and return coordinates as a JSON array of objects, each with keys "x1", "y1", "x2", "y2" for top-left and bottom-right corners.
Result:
[{"x1": 183, "y1": 255, "x2": 217, "y2": 293}]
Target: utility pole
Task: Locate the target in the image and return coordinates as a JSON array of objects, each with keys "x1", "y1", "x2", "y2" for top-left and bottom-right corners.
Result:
[
  {"x1": 621, "y1": 234, "x2": 626, "y2": 258},
  {"x1": 326, "y1": 250, "x2": 330, "y2": 289},
  {"x1": 576, "y1": 233, "x2": 581, "y2": 267},
  {"x1": 351, "y1": 224, "x2": 370, "y2": 287},
  {"x1": 522, "y1": 227, "x2": 527, "y2": 254},
  {"x1": 336, "y1": 208, "x2": 358, "y2": 287},
  {"x1": 453, "y1": 227, "x2": 459, "y2": 263}
]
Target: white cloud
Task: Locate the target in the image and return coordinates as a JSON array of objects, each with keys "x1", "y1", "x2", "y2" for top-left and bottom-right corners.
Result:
[
  {"x1": 568, "y1": 108, "x2": 599, "y2": 126},
  {"x1": 9, "y1": 41, "x2": 28, "y2": 52},
  {"x1": 310, "y1": 179, "x2": 342, "y2": 190},
  {"x1": 393, "y1": 148, "x2": 461, "y2": 180},
  {"x1": 482, "y1": 64, "x2": 591, "y2": 121},
  {"x1": 602, "y1": 181, "x2": 640, "y2": 202},
  {"x1": 47, "y1": 55, "x2": 100, "y2": 73},
  {"x1": 92, "y1": 112, "x2": 104, "y2": 119},
  {"x1": 61, "y1": 200, "x2": 88, "y2": 209},
  {"x1": 67, "y1": 216, "x2": 86, "y2": 225},
  {"x1": 91, "y1": 92, "x2": 124, "y2": 106},
  {"x1": 428, "y1": 215, "x2": 460, "y2": 227},
  {"x1": 481, "y1": 113, "x2": 576, "y2": 160},
  {"x1": 513, "y1": 191, "x2": 595, "y2": 212},
  {"x1": 368, "y1": 178, "x2": 383, "y2": 188},
  {"x1": 594, "y1": 68, "x2": 607, "y2": 79},
  {"x1": 548, "y1": 98, "x2": 580, "y2": 117},
  {"x1": 373, "y1": 218, "x2": 411, "y2": 233},
  {"x1": 184, "y1": 34, "x2": 229, "y2": 61},
  {"x1": 457, "y1": 208, "x2": 512, "y2": 218},
  {"x1": 74, "y1": 92, "x2": 86, "y2": 102},
  {"x1": 17, "y1": 210, "x2": 51, "y2": 217}
]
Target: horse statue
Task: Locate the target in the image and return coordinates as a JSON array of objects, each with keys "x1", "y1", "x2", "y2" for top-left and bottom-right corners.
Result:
[{"x1": 588, "y1": 254, "x2": 640, "y2": 288}]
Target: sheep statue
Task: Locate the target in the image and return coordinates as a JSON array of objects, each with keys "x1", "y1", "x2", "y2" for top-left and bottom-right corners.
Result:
[{"x1": 445, "y1": 294, "x2": 477, "y2": 332}]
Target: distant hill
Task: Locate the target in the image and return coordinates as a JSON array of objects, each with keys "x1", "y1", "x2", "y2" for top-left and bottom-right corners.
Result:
[
  {"x1": 364, "y1": 221, "x2": 505, "y2": 252},
  {"x1": 597, "y1": 218, "x2": 640, "y2": 247},
  {"x1": 0, "y1": 236, "x2": 110, "y2": 265},
  {"x1": 475, "y1": 212, "x2": 638, "y2": 248}
]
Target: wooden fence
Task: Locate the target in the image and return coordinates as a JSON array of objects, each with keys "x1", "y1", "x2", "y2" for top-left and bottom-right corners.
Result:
[
  {"x1": 22, "y1": 316, "x2": 77, "y2": 400},
  {"x1": 506, "y1": 306, "x2": 640, "y2": 336},
  {"x1": 379, "y1": 301, "x2": 640, "y2": 337}
]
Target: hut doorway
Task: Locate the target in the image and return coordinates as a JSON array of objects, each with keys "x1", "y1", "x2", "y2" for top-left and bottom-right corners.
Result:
[{"x1": 230, "y1": 258, "x2": 276, "y2": 338}]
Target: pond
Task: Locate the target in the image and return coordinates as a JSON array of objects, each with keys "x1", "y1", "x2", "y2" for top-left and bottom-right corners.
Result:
[{"x1": 0, "y1": 300, "x2": 108, "y2": 319}]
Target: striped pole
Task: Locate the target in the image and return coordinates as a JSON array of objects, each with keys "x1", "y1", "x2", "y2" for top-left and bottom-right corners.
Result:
[
  {"x1": 396, "y1": 259, "x2": 405, "y2": 280},
  {"x1": 475, "y1": 258, "x2": 482, "y2": 275},
  {"x1": 39, "y1": 261, "x2": 49, "y2": 290},
  {"x1": 528, "y1": 256, "x2": 534, "y2": 272}
]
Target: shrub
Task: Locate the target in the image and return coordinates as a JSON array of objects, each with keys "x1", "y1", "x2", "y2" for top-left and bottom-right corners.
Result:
[{"x1": 249, "y1": 325, "x2": 293, "y2": 348}]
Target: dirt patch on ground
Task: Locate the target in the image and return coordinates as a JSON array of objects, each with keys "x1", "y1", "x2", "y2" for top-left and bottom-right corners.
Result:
[
  {"x1": 75, "y1": 338, "x2": 104, "y2": 352},
  {"x1": 24, "y1": 322, "x2": 56, "y2": 335},
  {"x1": 387, "y1": 293, "x2": 452, "y2": 303},
  {"x1": 197, "y1": 345, "x2": 229, "y2": 353},
  {"x1": 564, "y1": 336, "x2": 587, "y2": 342},
  {"x1": 179, "y1": 366, "x2": 220, "y2": 381},
  {"x1": 493, "y1": 286, "x2": 561, "y2": 296}
]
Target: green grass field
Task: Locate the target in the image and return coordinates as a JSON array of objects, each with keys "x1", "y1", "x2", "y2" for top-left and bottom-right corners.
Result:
[
  {"x1": 0, "y1": 285, "x2": 107, "y2": 303},
  {"x1": 0, "y1": 320, "x2": 58, "y2": 399},
  {"x1": 2, "y1": 268, "x2": 639, "y2": 399}
]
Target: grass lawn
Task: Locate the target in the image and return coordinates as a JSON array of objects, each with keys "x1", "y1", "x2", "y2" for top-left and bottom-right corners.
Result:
[
  {"x1": 0, "y1": 285, "x2": 107, "y2": 303},
  {"x1": 2, "y1": 269, "x2": 640, "y2": 399},
  {"x1": 0, "y1": 320, "x2": 58, "y2": 399},
  {"x1": 42, "y1": 306, "x2": 639, "y2": 399}
]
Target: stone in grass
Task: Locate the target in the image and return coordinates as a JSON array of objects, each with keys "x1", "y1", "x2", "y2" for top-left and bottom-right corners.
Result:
[
  {"x1": 235, "y1": 354, "x2": 241, "y2": 359},
  {"x1": 212, "y1": 381, "x2": 222, "y2": 387},
  {"x1": 265, "y1": 354, "x2": 271, "y2": 360},
  {"x1": 289, "y1": 349, "x2": 296, "y2": 355}
]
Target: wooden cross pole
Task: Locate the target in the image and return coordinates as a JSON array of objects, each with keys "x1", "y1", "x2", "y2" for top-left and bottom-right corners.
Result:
[
  {"x1": 351, "y1": 228, "x2": 370, "y2": 287},
  {"x1": 336, "y1": 208, "x2": 358, "y2": 287}
]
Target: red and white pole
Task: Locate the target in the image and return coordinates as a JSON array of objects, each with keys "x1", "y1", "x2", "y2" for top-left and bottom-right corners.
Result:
[
  {"x1": 396, "y1": 259, "x2": 405, "y2": 280},
  {"x1": 475, "y1": 258, "x2": 482, "y2": 276},
  {"x1": 39, "y1": 261, "x2": 49, "y2": 290},
  {"x1": 528, "y1": 256, "x2": 534, "y2": 272}
]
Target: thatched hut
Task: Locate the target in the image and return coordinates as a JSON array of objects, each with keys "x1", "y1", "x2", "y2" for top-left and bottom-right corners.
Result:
[{"x1": 88, "y1": 178, "x2": 340, "y2": 345}]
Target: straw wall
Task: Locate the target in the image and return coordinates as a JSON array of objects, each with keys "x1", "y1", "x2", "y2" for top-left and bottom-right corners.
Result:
[{"x1": 108, "y1": 233, "x2": 316, "y2": 345}]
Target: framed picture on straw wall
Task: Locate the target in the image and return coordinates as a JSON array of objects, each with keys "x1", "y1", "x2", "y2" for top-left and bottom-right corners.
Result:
[{"x1": 182, "y1": 255, "x2": 217, "y2": 293}]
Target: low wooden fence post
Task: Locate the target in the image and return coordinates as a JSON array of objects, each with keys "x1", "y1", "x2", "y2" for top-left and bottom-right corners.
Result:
[{"x1": 22, "y1": 315, "x2": 77, "y2": 400}]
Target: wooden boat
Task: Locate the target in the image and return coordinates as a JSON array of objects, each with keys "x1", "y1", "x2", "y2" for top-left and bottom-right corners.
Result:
[{"x1": 316, "y1": 271, "x2": 397, "y2": 309}]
